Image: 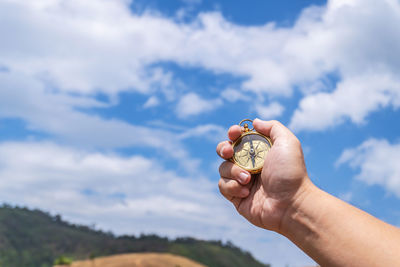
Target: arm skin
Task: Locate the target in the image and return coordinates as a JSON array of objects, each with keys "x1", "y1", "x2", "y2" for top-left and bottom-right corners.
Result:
[{"x1": 216, "y1": 119, "x2": 400, "y2": 267}]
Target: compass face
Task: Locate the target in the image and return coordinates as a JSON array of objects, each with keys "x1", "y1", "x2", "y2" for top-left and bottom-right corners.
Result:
[{"x1": 232, "y1": 133, "x2": 271, "y2": 173}]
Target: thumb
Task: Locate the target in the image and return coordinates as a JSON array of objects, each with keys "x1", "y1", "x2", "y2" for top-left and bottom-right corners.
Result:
[{"x1": 253, "y1": 119, "x2": 293, "y2": 143}]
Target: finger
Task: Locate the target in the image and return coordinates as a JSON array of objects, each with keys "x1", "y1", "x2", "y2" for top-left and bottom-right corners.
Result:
[
  {"x1": 253, "y1": 118, "x2": 295, "y2": 143},
  {"x1": 218, "y1": 177, "x2": 250, "y2": 199},
  {"x1": 228, "y1": 125, "x2": 242, "y2": 141},
  {"x1": 219, "y1": 161, "x2": 251, "y2": 185},
  {"x1": 216, "y1": 141, "x2": 234, "y2": 159}
]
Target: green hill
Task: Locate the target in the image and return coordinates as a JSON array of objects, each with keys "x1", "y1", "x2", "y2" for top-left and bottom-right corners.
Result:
[{"x1": 0, "y1": 204, "x2": 269, "y2": 267}]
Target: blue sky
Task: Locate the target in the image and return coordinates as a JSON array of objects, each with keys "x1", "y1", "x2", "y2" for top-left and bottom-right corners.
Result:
[{"x1": 1, "y1": 0, "x2": 400, "y2": 266}]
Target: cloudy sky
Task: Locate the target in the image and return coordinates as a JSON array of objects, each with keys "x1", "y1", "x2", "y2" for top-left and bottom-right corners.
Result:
[{"x1": 1, "y1": 0, "x2": 400, "y2": 266}]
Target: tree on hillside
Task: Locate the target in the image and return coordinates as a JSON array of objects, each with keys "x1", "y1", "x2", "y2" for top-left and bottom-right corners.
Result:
[{"x1": 54, "y1": 256, "x2": 73, "y2": 266}]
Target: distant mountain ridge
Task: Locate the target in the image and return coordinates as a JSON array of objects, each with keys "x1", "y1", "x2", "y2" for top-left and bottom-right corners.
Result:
[{"x1": 0, "y1": 204, "x2": 269, "y2": 267}]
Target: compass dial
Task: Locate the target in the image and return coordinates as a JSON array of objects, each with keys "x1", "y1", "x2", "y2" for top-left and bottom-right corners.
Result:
[{"x1": 232, "y1": 133, "x2": 271, "y2": 173}]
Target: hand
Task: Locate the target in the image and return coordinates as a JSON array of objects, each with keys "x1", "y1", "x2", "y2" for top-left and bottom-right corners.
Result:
[{"x1": 217, "y1": 119, "x2": 311, "y2": 232}]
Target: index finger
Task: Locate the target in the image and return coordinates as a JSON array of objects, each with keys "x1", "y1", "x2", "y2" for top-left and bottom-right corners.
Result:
[
  {"x1": 216, "y1": 125, "x2": 243, "y2": 160},
  {"x1": 228, "y1": 125, "x2": 242, "y2": 141}
]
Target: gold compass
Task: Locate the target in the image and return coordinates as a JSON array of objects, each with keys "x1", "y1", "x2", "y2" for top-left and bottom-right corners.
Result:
[{"x1": 231, "y1": 119, "x2": 272, "y2": 174}]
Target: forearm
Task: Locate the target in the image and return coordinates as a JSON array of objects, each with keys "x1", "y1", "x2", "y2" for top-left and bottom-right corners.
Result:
[{"x1": 280, "y1": 179, "x2": 400, "y2": 267}]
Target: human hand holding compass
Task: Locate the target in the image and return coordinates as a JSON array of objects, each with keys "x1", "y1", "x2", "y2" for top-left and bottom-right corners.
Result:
[{"x1": 216, "y1": 118, "x2": 310, "y2": 232}]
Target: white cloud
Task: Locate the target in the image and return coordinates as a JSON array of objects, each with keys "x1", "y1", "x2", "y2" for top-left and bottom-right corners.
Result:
[
  {"x1": 175, "y1": 93, "x2": 222, "y2": 118},
  {"x1": 143, "y1": 96, "x2": 160, "y2": 109},
  {"x1": 0, "y1": 141, "x2": 229, "y2": 232},
  {"x1": 336, "y1": 138, "x2": 400, "y2": 198},
  {"x1": 287, "y1": 0, "x2": 400, "y2": 131},
  {"x1": 220, "y1": 88, "x2": 250, "y2": 103},
  {"x1": 255, "y1": 102, "x2": 285, "y2": 119},
  {"x1": 0, "y1": 71, "x2": 198, "y2": 170},
  {"x1": 290, "y1": 73, "x2": 400, "y2": 131},
  {"x1": 0, "y1": 1, "x2": 352, "y2": 97},
  {"x1": 179, "y1": 124, "x2": 226, "y2": 142},
  {"x1": 2, "y1": 0, "x2": 400, "y2": 130},
  {"x1": 0, "y1": 0, "x2": 179, "y2": 95},
  {"x1": 0, "y1": 140, "x2": 314, "y2": 266}
]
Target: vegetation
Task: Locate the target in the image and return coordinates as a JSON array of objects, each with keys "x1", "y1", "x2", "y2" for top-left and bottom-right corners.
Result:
[
  {"x1": 54, "y1": 256, "x2": 73, "y2": 265},
  {"x1": 0, "y1": 204, "x2": 269, "y2": 267}
]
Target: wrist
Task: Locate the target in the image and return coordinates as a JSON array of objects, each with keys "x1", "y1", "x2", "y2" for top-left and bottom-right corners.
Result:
[{"x1": 277, "y1": 177, "x2": 319, "y2": 237}]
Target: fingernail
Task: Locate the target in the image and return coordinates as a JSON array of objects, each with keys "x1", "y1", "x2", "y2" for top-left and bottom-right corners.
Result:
[
  {"x1": 220, "y1": 147, "x2": 225, "y2": 157},
  {"x1": 239, "y1": 172, "x2": 249, "y2": 184}
]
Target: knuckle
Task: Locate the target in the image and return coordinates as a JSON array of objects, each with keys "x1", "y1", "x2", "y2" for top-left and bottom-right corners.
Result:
[
  {"x1": 216, "y1": 142, "x2": 223, "y2": 154},
  {"x1": 226, "y1": 180, "x2": 240, "y2": 194},
  {"x1": 218, "y1": 161, "x2": 232, "y2": 176},
  {"x1": 218, "y1": 178, "x2": 238, "y2": 196},
  {"x1": 230, "y1": 165, "x2": 243, "y2": 179},
  {"x1": 218, "y1": 162, "x2": 226, "y2": 174},
  {"x1": 226, "y1": 181, "x2": 235, "y2": 192},
  {"x1": 219, "y1": 181, "x2": 230, "y2": 197},
  {"x1": 270, "y1": 119, "x2": 281, "y2": 126},
  {"x1": 231, "y1": 165, "x2": 240, "y2": 177},
  {"x1": 218, "y1": 179, "x2": 223, "y2": 191},
  {"x1": 229, "y1": 125, "x2": 240, "y2": 132},
  {"x1": 216, "y1": 141, "x2": 230, "y2": 156}
]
